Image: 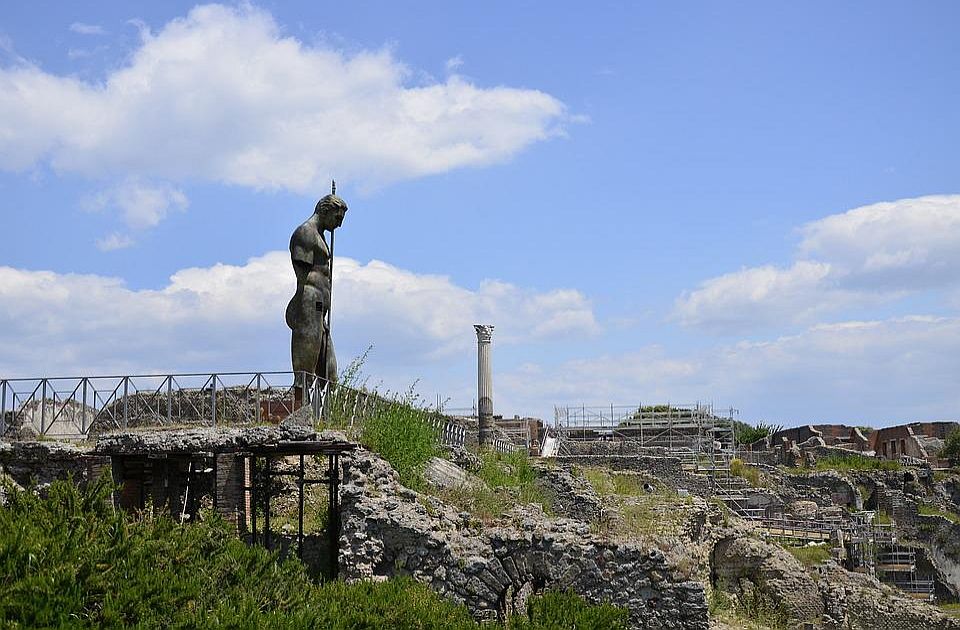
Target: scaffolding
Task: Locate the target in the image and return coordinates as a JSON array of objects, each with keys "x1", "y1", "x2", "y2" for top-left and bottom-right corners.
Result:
[{"x1": 553, "y1": 403, "x2": 738, "y2": 455}]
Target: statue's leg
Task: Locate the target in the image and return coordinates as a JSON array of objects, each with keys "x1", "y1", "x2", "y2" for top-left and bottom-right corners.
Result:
[
  {"x1": 292, "y1": 329, "x2": 322, "y2": 405},
  {"x1": 324, "y1": 335, "x2": 338, "y2": 384}
]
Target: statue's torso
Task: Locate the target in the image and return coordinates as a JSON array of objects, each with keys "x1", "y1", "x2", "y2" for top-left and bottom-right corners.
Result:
[{"x1": 286, "y1": 218, "x2": 331, "y2": 329}]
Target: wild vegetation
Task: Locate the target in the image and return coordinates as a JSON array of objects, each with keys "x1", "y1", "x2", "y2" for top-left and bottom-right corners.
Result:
[
  {"x1": 729, "y1": 457, "x2": 764, "y2": 487},
  {"x1": 734, "y1": 421, "x2": 784, "y2": 447},
  {"x1": 785, "y1": 545, "x2": 832, "y2": 567},
  {"x1": 580, "y1": 467, "x2": 693, "y2": 539},
  {"x1": 941, "y1": 427, "x2": 960, "y2": 466},
  {"x1": 782, "y1": 452, "x2": 900, "y2": 475},
  {"x1": 358, "y1": 395, "x2": 441, "y2": 490},
  {"x1": 918, "y1": 503, "x2": 960, "y2": 524},
  {"x1": 321, "y1": 352, "x2": 445, "y2": 490},
  {"x1": 0, "y1": 479, "x2": 626, "y2": 629},
  {"x1": 709, "y1": 583, "x2": 789, "y2": 630},
  {"x1": 440, "y1": 450, "x2": 552, "y2": 522}
]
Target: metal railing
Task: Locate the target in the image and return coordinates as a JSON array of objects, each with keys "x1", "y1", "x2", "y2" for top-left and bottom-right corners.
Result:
[{"x1": 0, "y1": 371, "x2": 466, "y2": 449}]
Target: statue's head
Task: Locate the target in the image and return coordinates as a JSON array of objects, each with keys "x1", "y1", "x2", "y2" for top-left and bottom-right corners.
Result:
[{"x1": 315, "y1": 193, "x2": 348, "y2": 230}]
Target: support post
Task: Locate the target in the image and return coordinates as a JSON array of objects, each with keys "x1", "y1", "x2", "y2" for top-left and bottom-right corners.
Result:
[
  {"x1": 298, "y1": 454, "x2": 305, "y2": 559},
  {"x1": 250, "y1": 456, "x2": 258, "y2": 543},
  {"x1": 40, "y1": 379, "x2": 48, "y2": 435},
  {"x1": 263, "y1": 456, "x2": 271, "y2": 550},
  {"x1": 166, "y1": 377, "x2": 173, "y2": 425},
  {"x1": 0, "y1": 380, "x2": 5, "y2": 436},
  {"x1": 122, "y1": 377, "x2": 129, "y2": 429},
  {"x1": 327, "y1": 454, "x2": 340, "y2": 579},
  {"x1": 255, "y1": 374, "x2": 262, "y2": 424},
  {"x1": 211, "y1": 374, "x2": 218, "y2": 428},
  {"x1": 474, "y1": 324, "x2": 495, "y2": 448}
]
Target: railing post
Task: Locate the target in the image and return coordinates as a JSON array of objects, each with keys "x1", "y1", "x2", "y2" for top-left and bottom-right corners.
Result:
[
  {"x1": 166, "y1": 376, "x2": 173, "y2": 424},
  {"x1": 211, "y1": 374, "x2": 218, "y2": 428},
  {"x1": 0, "y1": 380, "x2": 6, "y2": 436},
  {"x1": 81, "y1": 379, "x2": 88, "y2": 434},
  {"x1": 122, "y1": 377, "x2": 129, "y2": 428},
  {"x1": 255, "y1": 374, "x2": 262, "y2": 424},
  {"x1": 40, "y1": 379, "x2": 48, "y2": 435}
]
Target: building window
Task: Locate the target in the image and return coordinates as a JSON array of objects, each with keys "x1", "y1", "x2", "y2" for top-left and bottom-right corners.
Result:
[
  {"x1": 891, "y1": 440, "x2": 897, "y2": 455},
  {"x1": 883, "y1": 442, "x2": 888, "y2": 457},
  {"x1": 900, "y1": 439, "x2": 907, "y2": 455}
]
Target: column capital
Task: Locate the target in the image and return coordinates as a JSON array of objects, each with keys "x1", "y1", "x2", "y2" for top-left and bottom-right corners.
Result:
[{"x1": 474, "y1": 324, "x2": 494, "y2": 343}]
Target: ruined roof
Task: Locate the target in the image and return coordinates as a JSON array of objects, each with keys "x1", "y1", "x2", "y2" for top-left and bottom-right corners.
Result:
[{"x1": 94, "y1": 424, "x2": 320, "y2": 455}]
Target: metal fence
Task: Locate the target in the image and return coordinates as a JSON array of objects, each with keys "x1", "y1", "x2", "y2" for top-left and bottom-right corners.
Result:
[
  {"x1": 0, "y1": 371, "x2": 466, "y2": 449},
  {"x1": 437, "y1": 403, "x2": 526, "y2": 453}
]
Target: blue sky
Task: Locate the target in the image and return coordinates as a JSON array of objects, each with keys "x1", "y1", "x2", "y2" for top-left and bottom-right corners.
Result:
[{"x1": 1, "y1": 2, "x2": 959, "y2": 426}]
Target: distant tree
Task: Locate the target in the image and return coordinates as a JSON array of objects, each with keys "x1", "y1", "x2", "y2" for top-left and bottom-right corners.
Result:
[
  {"x1": 735, "y1": 421, "x2": 784, "y2": 446},
  {"x1": 941, "y1": 428, "x2": 960, "y2": 466}
]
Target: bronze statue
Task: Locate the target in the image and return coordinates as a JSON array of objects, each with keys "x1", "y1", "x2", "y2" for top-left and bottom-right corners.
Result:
[{"x1": 286, "y1": 183, "x2": 348, "y2": 391}]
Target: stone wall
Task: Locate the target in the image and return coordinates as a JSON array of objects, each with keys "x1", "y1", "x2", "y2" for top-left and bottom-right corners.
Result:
[
  {"x1": 0, "y1": 441, "x2": 110, "y2": 488},
  {"x1": 553, "y1": 455, "x2": 683, "y2": 479},
  {"x1": 712, "y1": 533, "x2": 960, "y2": 629},
  {"x1": 778, "y1": 471, "x2": 862, "y2": 510},
  {"x1": 337, "y1": 448, "x2": 708, "y2": 629},
  {"x1": 530, "y1": 462, "x2": 602, "y2": 522}
]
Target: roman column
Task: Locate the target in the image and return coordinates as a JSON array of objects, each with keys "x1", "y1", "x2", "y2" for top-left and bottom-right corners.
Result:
[{"x1": 474, "y1": 324, "x2": 495, "y2": 447}]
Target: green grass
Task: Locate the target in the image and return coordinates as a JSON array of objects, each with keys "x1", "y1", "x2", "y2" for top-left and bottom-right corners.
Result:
[
  {"x1": 509, "y1": 591, "x2": 628, "y2": 629},
  {"x1": 918, "y1": 504, "x2": 960, "y2": 523},
  {"x1": 785, "y1": 545, "x2": 831, "y2": 567},
  {"x1": 0, "y1": 478, "x2": 625, "y2": 629},
  {"x1": 359, "y1": 396, "x2": 442, "y2": 490},
  {"x1": 581, "y1": 467, "x2": 614, "y2": 495},
  {"x1": 440, "y1": 451, "x2": 552, "y2": 523},
  {"x1": 782, "y1": 453, "x2": 900, "y2": 475},
  {"x1": 580, "y1": 467, "x2": 650, "y2": 497},
  {"x1": 938, "y1": 602, "x2": 960, "y2": 617},
  {"x1": 580, "y1": 467, "x2": 692, "y2": 539},
  {"x1": 875, "y1": 510, "x2": 893, "y2": 525},
  {"x1": 730, "y1": 458, "x2": 763, "y2": 487},
  {"x1": 709, "y1": 582, "x2": 790, "y2": 630}
]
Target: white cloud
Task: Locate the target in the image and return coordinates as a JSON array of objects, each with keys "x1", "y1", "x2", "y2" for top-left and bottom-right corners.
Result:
[
  {"x1": 445, "y1": 56, "x2": 463, "y2": 72},
  {"x1": 69, "y1": 23, "x2": 106, "y2": 36},
  {"x1": 499, "y1": 316, "x2": 960, "y2": 425},
  {"x1": 0, "y1": 253, "x2": 597, "y2": 377},
  {"x1": 1, "y1": 4, "x2": 567, "y2": 191},
  {"x1": 799, "y1": 194, "x2": 960, "y2": 290},
  {"x1": 84, "y1": 179, "x2": 189, "y2": 231},
  {"x1": 96, "y1": 232, "x2": 134, "y2": 251},
  {"x1": 674, "y1": 195, "x2": 960, "y2": 333},
  {"x1": 674, "y1": 261, "x2": 842, "y2": 333}
]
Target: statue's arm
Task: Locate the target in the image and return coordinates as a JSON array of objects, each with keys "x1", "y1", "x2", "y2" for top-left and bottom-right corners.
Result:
[{"x1": 290, "y1": 227, "x2": 314, "y2": 267}]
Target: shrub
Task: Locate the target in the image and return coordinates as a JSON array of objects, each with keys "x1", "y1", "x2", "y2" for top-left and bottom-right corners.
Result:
[
  {"x1": 942, "y1": 428, "x2": 960, "y2": 466},
  {"x1": 735, "y1": 421, "x2": 784, "y2": 446},
  {"x1": 509, "y1": 590, "x2": 628, "y2": 629},
  {"x1": 0, "y1": 479, "x2": 624, "y2": 628},
  {"x1": 360, "y1": 393, "x2": 442, "y2": 490}
]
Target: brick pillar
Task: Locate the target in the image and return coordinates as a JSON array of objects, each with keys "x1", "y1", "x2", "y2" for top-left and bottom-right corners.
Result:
[{"x1": 215, "y1": 453, "x2": 247, "y2": 533}]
